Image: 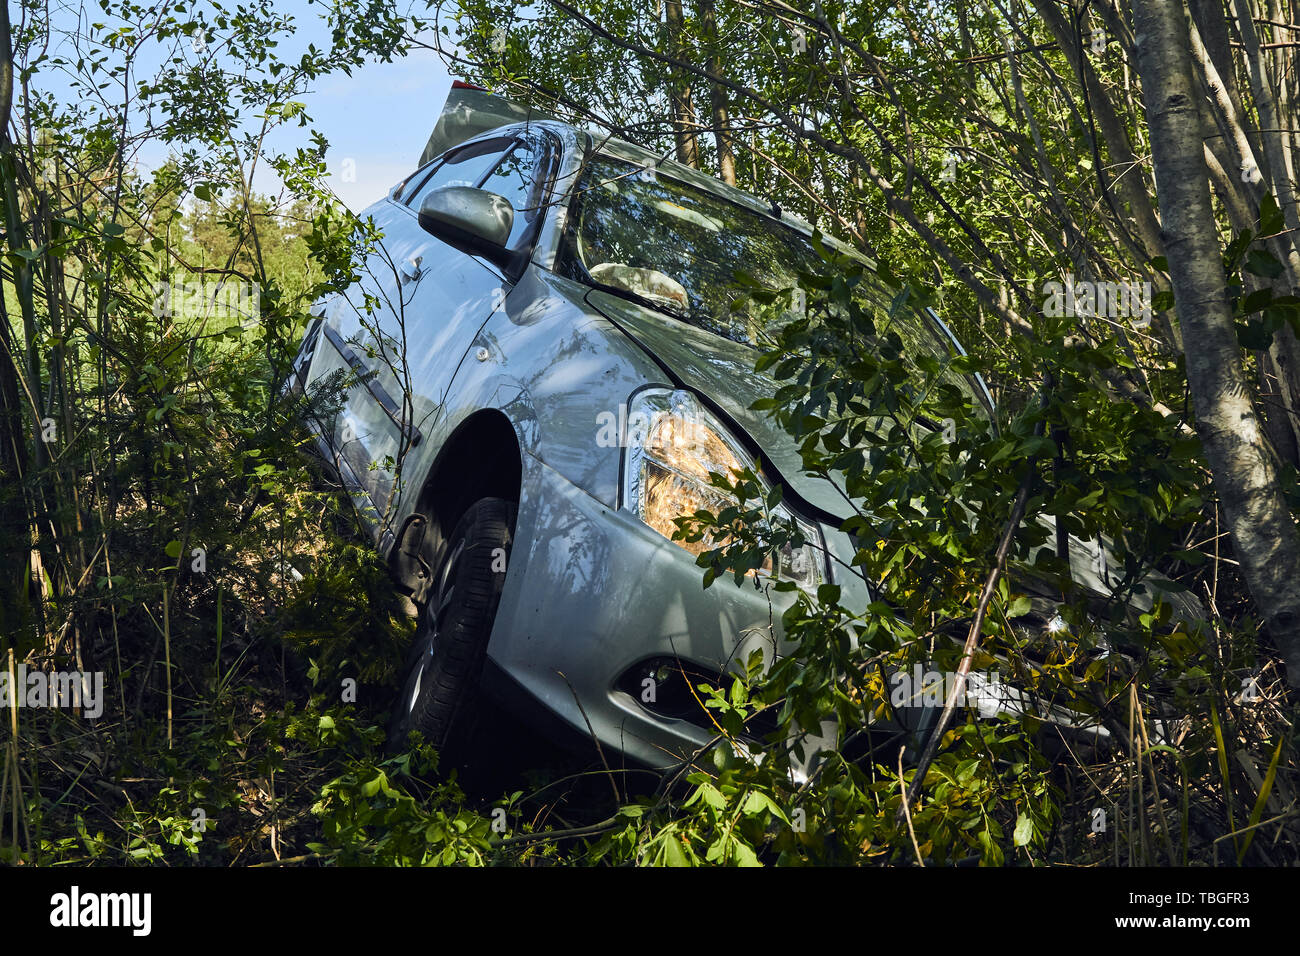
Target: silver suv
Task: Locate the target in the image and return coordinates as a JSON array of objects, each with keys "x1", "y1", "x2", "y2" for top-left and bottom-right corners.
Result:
[{"x1": 291, "y1": 84, "x2": 1154, "y2": 776}]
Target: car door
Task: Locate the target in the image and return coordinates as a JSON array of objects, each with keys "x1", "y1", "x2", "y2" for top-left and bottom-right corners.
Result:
[
  {"x1": 315, "y1": 191, "x2": 428, "y2": 530},
  {"x1": 321, "y1": 131, "x2": 552, "y2": 535}
]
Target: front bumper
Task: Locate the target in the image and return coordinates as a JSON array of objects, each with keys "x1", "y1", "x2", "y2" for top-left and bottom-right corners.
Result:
[{"x1": 486, "y1": 451, "x2": 852, "y2": 778}]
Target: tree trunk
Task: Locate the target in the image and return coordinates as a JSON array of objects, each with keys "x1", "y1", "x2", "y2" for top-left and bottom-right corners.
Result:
[
  {"x1": 663, "y1": 0, "x2": 700, "y2": 168},
  {"x1": 0, "y1": 0, "x2": 39, "y2": 650},
  {"x1": 1134, "y1": 0, "x2": 1300, "y2": 684},
  {"x1": 698, "y1": 0, "x2": 735, "y2": 185}
]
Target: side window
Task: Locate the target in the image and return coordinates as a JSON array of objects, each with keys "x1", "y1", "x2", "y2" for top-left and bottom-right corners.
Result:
[
  {"x1": 391, "y1": 161, "x2": 434, "y2": 202},
  {"x1": 477, "y1": 138, "x2": 542, "y2": 250},
  {"x1": 404, "y1": 137, "x2": 512, "y2": 210}
]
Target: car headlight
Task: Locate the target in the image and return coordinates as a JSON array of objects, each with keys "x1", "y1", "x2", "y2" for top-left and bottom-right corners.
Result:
[{"x1": 621, "y1": 388, "x2": 826, "y2": 589}]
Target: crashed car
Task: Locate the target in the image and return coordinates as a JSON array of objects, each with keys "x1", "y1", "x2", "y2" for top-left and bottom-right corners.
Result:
[{"x1": 290, "y1": 82, "x2": 1196, "y2": 777}]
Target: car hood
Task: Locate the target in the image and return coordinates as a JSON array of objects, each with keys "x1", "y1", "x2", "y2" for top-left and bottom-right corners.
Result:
[
  {"x1": 585, "y1": 289, "x2": 855, "y2": 519},
  {"x1": 584, "y1": 289, "x2": 1207, "y2": 626}
]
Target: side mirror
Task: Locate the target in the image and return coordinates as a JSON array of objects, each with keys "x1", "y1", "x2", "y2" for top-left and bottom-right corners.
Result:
[{"x1": 417, "y1": 185, "x2": 515, "y2": 266}]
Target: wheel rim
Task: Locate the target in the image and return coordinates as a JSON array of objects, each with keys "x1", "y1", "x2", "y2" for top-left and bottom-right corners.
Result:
[{"x1": 405, "y1": 539, "x2": 465, "y2": 717}]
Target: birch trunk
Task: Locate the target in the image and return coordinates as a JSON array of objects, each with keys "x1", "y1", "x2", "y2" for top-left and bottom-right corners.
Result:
[{"x1": 1134, "y1": 0, "x2": 1300, "y2": 684}]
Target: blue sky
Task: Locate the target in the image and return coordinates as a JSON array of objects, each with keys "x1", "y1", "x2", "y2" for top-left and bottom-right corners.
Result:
[
  {"x1": 275, "y1": 48, "x2": 454, "y2": 210},
  {"x1": 32, "y1": 0, "x2": 455, "y2": 212}
]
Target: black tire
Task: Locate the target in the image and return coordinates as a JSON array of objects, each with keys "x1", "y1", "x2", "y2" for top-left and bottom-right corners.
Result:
[{"x1": 387, "y1": 497, "x2": 515, "y2": 756}]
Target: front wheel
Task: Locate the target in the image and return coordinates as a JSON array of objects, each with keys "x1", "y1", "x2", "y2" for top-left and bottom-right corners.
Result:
[{"x1": 387, "y1": 497, "x2": 515, "y2": 756}]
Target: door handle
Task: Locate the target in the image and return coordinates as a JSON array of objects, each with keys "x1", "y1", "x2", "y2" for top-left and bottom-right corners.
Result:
[{"x1": 400, "y1": 254, "x2": 423, "y2": 282}]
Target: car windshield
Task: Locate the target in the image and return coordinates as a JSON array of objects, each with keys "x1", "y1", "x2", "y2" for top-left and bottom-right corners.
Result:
[{"x1": 563, "y1": 156, "x2": 986, "y2": 413}]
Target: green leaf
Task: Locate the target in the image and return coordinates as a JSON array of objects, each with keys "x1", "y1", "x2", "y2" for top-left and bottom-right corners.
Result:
[
  {"x1": 360, "y1": 771, "x2": 388, "y2": 798},
  {"x1": 1240, "y1": 288, "x2": 1274, "y2": 314},
  {"x1": 1236, "y1": 319, "x2": 1275, "y2": 350},
  {"x1": 1245, "y1": 249, "x2": 1283, "y2": 279},
  {"x1": 1006, "y1": 595, "x2": 1032, "y2": 618},
  {"x1": 1013, "y1": 812, "x2": 1034, "y2": 847},
  {"x1": 1224, "y1": 229, "x2": 1254, "y2": 271},
  {"x1": 661, "y1": 834, "x2": 689, "y2": 867},
  {"x1": 1259, "y1": 194, "x2": 1285, "y2": 236},
  {"x1": 731, "y1": 840, "x2": 761, "y2": 867},
  {"x1": 164, "y1": 539, "x2": 182, "y2": 559},
  {"x1": 742, "y1": 790, "x2": 788, "y2": 824}
]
